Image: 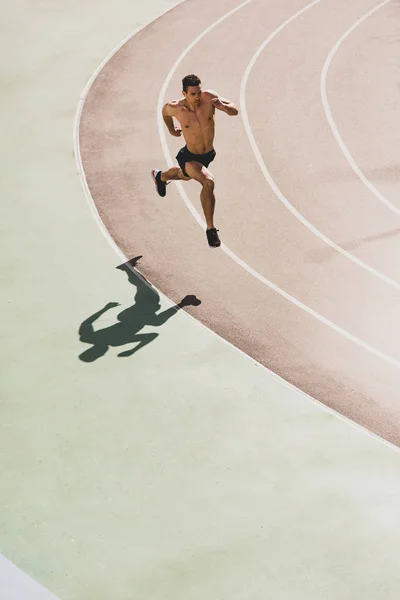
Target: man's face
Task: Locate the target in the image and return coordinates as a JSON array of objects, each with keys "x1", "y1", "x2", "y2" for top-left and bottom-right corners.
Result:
[{"x1": 184, "y1": 85, "x2": 202, "y2": 107}]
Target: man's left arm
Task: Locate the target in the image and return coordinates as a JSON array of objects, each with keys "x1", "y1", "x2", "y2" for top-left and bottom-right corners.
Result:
[{"x1": 207, "y1": 90, "x2": 239, "y2": 116}]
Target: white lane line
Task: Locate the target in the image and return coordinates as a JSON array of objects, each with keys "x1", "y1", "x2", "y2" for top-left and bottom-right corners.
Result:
[
  {"x1": 240, "y1": 0, "x2": 400, "y2": 291},
  {"x1": 0, "y1": 554, "x2": 60, "y2": 600},
  {"x1": 74, "y1": 0, "x2": 400, "y2": 453},
  {"x1": 321, "y1": 0, "x2": 398, "y2": 214},
  {"x1": 157, "y1": 0, "x2": 400, "y2": 369}
]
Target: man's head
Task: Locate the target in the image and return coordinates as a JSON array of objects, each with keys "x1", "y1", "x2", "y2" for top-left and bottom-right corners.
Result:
[{"x1": 182, "y1": 74, "x2": 202, "y2": 108}]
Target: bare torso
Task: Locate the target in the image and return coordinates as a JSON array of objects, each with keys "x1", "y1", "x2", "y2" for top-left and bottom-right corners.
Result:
[{"x1": 171, "y1": 91, "x2": 215, "y2": 154}]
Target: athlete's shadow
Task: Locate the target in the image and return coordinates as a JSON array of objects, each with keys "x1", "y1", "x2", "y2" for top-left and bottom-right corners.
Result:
[{"x1": 78, "y1": 256, "x2": 201, "y2": 362}]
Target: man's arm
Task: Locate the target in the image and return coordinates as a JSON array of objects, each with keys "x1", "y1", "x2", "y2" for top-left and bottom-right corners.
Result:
[
  {"x1": 206, "y1": 90, "x2": 239, "y2": 116},
  {"x1": 162, "y1": 102, "x2": 182, "y2": 137}
]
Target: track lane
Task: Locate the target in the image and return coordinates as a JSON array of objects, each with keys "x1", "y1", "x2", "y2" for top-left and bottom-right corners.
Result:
[
  {"x1": 321, "y1": 0, "x2": 400, "y2": 216},
  {"x1": 323, "y1": 0, "x2": 400, "y2": 219}
]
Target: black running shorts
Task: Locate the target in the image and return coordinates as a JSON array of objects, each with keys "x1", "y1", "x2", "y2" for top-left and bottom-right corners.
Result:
[{"x1": 176, "y1": 146, "x2": 216, "y2": 178}]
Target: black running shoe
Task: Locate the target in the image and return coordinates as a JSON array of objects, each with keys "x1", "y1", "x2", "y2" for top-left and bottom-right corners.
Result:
[
  {"x1": 151, "y1": 169, "x2": 166, "y2": 197},
  {"x1": 206, "y1": 228, "x2": 221, "y2": 248}
]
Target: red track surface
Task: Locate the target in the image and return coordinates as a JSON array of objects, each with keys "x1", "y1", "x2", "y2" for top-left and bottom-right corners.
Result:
[{"x1": 80, "y1": 0, "x2": 400, "y2": 444}]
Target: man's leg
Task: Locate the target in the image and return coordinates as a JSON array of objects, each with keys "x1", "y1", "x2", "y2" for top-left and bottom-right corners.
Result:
[
  {"x1": 151, "y1": 167, "x2": 189, "y2": 197},
  {"x1": 184, "y1": 161, "x2": 220, "y2": 247},
  {"x1": 160, "y1": 167, "x2": 190, "y2": 182},
  {"x1": 184, "y1": 162, "x2": 215, "y2": 228},
  {"x1": 117, "y1": 332, "x2": 158, "y2": 357}
]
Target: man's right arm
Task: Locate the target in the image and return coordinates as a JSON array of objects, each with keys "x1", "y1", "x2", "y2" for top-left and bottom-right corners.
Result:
[{"x1": 162, "y1": 102, "x2": 182, "y2": 138}]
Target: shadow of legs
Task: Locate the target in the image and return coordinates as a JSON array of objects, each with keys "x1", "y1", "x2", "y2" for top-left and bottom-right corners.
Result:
[
  {"x1": 79, "y1": 344, "x2": 109, "y2": 362},
  {"x1": 117, "y1": 332, "x2": 158, "y2": 357}
]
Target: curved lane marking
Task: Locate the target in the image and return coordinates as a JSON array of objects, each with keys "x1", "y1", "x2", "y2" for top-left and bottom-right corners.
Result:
[
  {"x1": 240, "y1": 0, "x2": 400, "y2": 290},
  {"x1": 321, "y1": 0, "x2": 398, "y2": 215},
  {"x1": 74, "y1": 0, "x2": 400, "y2": 451},
  {"x1": 157, "y1": 0, "x2": 400, "y2": 369}
]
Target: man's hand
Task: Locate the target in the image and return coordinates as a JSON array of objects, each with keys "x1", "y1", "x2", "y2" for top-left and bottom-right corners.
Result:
[
  {"x1": 105, "y1": 302, "x2": 120, "y2": 309},
  {"x1": 169, "y1": 126, "x2": 182, "y2": 137},
  {"x1": 210, "y1": 96, "x2": 238, "y2": 116},
  {"x1": 210, "y1": 97, "x2": 224, "y2": 109}
]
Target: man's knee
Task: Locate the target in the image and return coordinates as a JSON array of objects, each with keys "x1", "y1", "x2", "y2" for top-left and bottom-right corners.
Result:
[{"x1": 202, "y1": 176, "x2": 214, "y2": 191}]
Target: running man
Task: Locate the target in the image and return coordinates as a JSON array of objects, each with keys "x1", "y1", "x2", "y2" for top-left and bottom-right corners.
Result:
[{"x1": 151, "y1": 74, "x2": 238, "y2": 248}]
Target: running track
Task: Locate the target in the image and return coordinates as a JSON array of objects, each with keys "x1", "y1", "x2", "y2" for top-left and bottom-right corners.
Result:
[{"x1": 79, "y1": 0, "x2": 400, "y2": 444}]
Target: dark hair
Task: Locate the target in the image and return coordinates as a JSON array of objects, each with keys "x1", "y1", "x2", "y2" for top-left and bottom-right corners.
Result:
[{"x1": 182, "y1": 74, "x2": 201, "y2": 92}]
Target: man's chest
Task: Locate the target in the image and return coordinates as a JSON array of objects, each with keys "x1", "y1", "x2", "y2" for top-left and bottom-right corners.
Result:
[{"x1": 178, "y1": 107, "x2": 214, "y2": 129}]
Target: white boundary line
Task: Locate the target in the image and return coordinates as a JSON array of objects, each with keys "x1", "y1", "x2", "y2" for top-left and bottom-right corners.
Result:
[
  {"x1": 157, "y1": 0, "x2": 400, "y2": 369},
  {"x1": 0, "y1": 554, "x2": 60, "y2": 600},
  {"x1": 73, "y1": 0, "x2": 187, "y2": 264},
  {"x1": 240, "y1": 0, "x2": 400, "y2": 291},
  {"x1": 73, "y1": 0, "x2": 400, "y2": 454},
  {"x1": 321, "y1": 0, "x2": 399, "y2": 215}
]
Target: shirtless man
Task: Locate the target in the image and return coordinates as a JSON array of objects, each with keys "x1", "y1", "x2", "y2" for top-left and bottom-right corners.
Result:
[{"x1": 151, "y1": 73, "x2": 238, "y2": 248}]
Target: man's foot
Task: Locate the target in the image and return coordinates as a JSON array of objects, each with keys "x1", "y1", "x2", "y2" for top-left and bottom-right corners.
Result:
[
  {"x1": 206, "y1": 228, "x2": 221, "y2": 248},
  {"x1": 151, "y1": 169, "x2": 167, "y2": 197}
]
